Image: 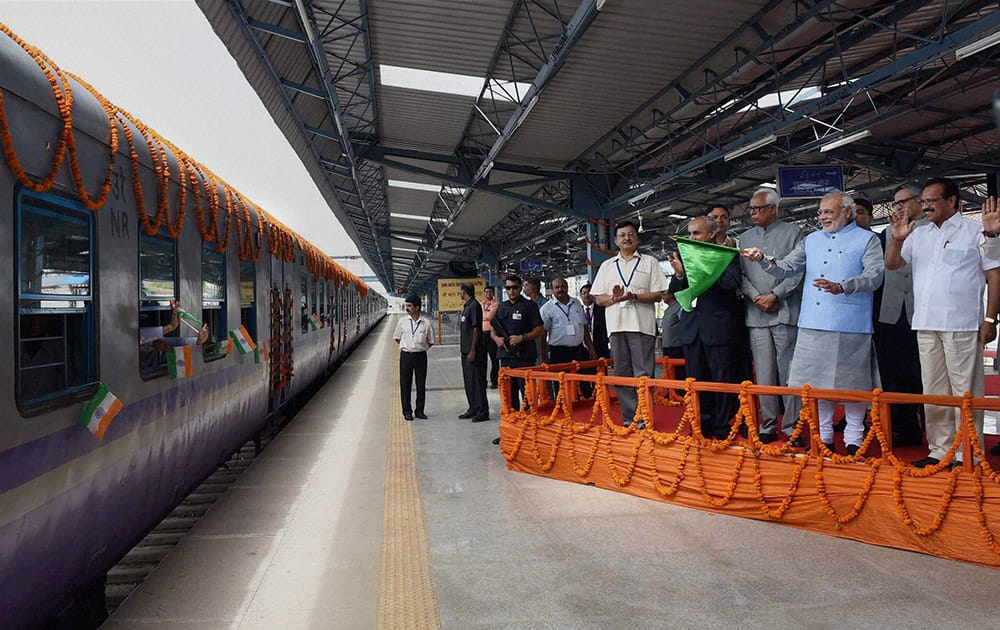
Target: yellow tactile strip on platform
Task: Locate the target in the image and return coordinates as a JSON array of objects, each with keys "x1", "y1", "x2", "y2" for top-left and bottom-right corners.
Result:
[{"x1": 377, "y1": 352, "x2": 441, "y2": 629}]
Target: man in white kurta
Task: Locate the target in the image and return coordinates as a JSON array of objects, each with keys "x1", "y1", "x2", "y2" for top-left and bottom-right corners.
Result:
[
  {"x1": 591, "y1": 220, "x2": 670, "y2": 428},
  {"x1": 744, "y1": 191, "x2": 883, "y2": 455},
  {"x1": 886, "y1": 178, "x2": 1000, "y2": 467}
]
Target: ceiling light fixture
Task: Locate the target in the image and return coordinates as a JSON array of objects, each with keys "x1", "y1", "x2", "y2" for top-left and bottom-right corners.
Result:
[
  {"x1": 724, "y1": 134, "x2": 777, "y2": 161},
  {"x1": 627, "y1": 188, "x2": 655, "y2": 206},
  {"x1": 819, "y1": 129, "x2": 871, "y2": 152},
  {"x1": 955, "y1": 31, "x2": 1000, "y2": 60}
]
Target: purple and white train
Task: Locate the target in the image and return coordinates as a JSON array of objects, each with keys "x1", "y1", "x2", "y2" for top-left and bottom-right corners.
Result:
[{"x1": 0, "y1": 26, "x2": 385, "y2": 627}]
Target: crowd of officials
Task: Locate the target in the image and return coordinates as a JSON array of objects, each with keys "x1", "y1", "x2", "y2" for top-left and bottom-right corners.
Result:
[{"x1": 395, "y1": 177, "x2": 1000, "y2": 465}]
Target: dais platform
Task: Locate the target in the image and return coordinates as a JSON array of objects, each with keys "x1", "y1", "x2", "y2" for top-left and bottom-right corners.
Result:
[{"x1": 105, "y1": 320, "x2": 998, "y2": 629}]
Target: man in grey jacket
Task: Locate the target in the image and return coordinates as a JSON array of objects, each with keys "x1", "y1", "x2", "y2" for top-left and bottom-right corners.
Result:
[{"x1": 738, "y1": 188, "x2": 805, "y2": 443}]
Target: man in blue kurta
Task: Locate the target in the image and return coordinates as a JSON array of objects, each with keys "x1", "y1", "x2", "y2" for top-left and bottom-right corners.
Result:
[{"x1": 743, "y1": 191, "x2": 884, "y2": 455}]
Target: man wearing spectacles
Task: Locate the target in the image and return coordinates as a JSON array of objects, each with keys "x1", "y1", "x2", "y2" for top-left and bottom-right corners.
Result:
[
  {"x1": 490, "y1": 275, "x2": 544, "y2": 430},
  {"x1": 744, "y1": 190, "x2": 883, "y2": 456},
  {"x1": 737, "y1": 188, "x2": 804, "y2": 444},
  {"x1": 871, "y1": 183, "x2": 926, "y2": 447},
  {"x1": 591, "y1": 220, "x2": 670, "y2": 429},
  {"x1": 886, "y1": 177, "x2": 1000, "y2": 468}
]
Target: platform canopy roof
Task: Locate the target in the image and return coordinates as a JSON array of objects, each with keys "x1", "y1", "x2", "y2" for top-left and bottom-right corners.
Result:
[{"x1": 198, "y1": 0, "x2": 1000, "y2": 295}]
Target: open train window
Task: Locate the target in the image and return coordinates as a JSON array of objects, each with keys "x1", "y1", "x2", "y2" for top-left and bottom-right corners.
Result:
[
  {"x1": 139, "y1": 233, "x2": 178, "y2": 378},
  {"x1": 202, "y1": 242, "x2": 226, "y2": 360},
  {"x1": 16, "y1": 193, "x2": 96, "y2": 411},
  {"x1": 240, "y1": 258, "x2": 256, "y2": 343}
]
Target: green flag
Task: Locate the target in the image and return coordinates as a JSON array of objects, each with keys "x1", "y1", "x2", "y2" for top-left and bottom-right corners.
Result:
[{"x1": 672, "y1": 237, "x2": 739, "y2": 312}]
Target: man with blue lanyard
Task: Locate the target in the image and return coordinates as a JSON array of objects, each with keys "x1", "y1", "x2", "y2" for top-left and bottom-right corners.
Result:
[
  {"x1": 393, "y1": 294, "x2": 435, "y2": 421},
  {"x1": 591, "y1": 220, "x2": 670, "y2": 429},
  {"x1": 540, "y1": 276, "x2": 596, "y2": 397}
]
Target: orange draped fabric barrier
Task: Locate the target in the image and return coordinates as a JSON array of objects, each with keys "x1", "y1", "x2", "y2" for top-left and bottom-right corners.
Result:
[{"x1": 497, "y1": 360, "x2": 1000, "y2": 568}]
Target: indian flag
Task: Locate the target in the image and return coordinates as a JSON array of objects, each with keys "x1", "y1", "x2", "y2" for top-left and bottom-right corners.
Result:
[
  {"x1": 309, "y1": 311, "x2": 323, "y2": 330},
  {"x1": 229, "y1": 325, "x2": 257, "y2": 354},
  {"x1": 254, "y1": 339, "x2": 268, "y2": 364},
  {"x1": 78, "y1": 384, "x2": 123, "y2": 440},
  {"x1": 177, "y1": 309, "x2": 204, "y2": 329},
  {"x1": 168, "y1": 345, "x2": 193, "y2": 379}
]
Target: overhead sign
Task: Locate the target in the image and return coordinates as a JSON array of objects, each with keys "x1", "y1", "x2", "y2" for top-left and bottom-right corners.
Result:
[
  {"x1": 437, "y1": 277, "x2": 487, "y2": 312},
  {"x1": 520, "y1": 259, "x2": 542, "y2": 272},
  {"x1": 777, "y1": 165, "x2": 844, "y2": 198}
]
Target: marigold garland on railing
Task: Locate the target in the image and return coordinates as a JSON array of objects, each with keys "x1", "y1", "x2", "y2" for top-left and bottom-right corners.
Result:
[{"x1": 497, "y1": 362, "x2": 1000, "y2": 557}]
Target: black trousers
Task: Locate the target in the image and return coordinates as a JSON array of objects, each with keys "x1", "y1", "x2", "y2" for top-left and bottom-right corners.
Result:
[
  {"x1": 400, "y1": 350, "x2": 427, "y2": 415},
  {"x1": 683, "y1": 337, "x2": 741, "y2": 439},
  {"x1": 662, "y1": 345, "x2": 686, "y2": 380},
  {"x1": 462, "y1": 351, "x2": 489, "y2": 417},
  {"x1": 500, "y1": 356, "x2": 535, "y2": 411},
  {"x1": 874, "y1": 311, "x2": 924, "y2": 442},
  {"x1": 547, "y1": 345, "x2": 580, "y2": 398},
  {"x1": 484, "y1": 335, "x2": 500, "y2": 386}
]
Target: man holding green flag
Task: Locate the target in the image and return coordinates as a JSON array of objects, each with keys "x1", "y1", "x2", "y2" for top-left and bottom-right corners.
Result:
[{"x1": 667, "y1": 216, "x2": 745, "y2": 440}]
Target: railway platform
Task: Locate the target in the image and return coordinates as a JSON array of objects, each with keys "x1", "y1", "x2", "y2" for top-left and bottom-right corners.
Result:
[{"x1": 104, "y1": 318, "x2": 999, "y2": 629}]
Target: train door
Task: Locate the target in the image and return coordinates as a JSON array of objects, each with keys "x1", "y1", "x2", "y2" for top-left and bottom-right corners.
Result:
[{"x1": 268, "y1": 255, "x2": 292, "y2": 413}]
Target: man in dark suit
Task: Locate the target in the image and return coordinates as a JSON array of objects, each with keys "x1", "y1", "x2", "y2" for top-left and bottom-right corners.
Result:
[{"x1": 667, "y1": 216, "x2": 746, "y2": 440}]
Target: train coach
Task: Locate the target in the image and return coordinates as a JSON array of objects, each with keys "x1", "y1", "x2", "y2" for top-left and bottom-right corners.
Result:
[{"x1": 0, "y1": 24, "x2": 386, "y2": 627}]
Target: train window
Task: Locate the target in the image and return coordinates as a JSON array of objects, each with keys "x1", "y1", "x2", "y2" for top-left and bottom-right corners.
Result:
[
  {"x1": 202, "y1": 242, "x2": 226, "y2": 360},
  {"x1": 240, "y1": 258, "x2": 256, "y2": 342},
  {"x1": 139, "y1": 233, "x2": 178, "y2": 378},
  {"x1": 16, "y1": 194, "x2": 96, "y2": 409},
  {"x1": 300, "y1": 261, "x2": 309, "y2": 333}
]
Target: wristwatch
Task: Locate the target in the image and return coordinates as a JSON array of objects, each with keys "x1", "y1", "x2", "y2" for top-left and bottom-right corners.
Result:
[{"x1": 985, "y1": 316, "x2": 997, "y2": 325}]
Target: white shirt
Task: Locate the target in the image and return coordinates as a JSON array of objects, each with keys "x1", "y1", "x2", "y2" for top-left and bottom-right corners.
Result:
[
  {"x1": 393, "y1": 314, "x2": 435, "y2": 352},
  {"x1": 900, "y1": 212, "x2": 1000, "y2": 332},
  {"x1": 540, "y1": 297, "x2": 587, "y2": 347},
  {"x1": 591, "y1": 252, "x2": 669, "y2": 335}
]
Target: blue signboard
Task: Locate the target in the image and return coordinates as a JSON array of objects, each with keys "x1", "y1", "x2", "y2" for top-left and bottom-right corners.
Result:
[
  {"x1": 777, "y1": 165, "x2": 844, "y2": 198},
  {"x1": 520, "y1": 259, "x2": 542, "y2": 272}
]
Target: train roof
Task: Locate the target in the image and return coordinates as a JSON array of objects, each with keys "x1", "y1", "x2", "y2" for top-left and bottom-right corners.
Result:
[{"x1": 0, "y1": 23, "x2": 375, "y2": 300}]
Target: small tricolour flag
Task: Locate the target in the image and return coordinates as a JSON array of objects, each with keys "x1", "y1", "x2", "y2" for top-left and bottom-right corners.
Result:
[
  {"x1": 79, "y1": 384, "x2": 123, "y2": 440},
  {"x1": 229, "y1": 325, "x2": 257, "y2": 354},
  {"x1": 168, "y1": 345, "x2": 193, "y2": 379},
  {"x1": 177, "y1": 309, "x2": 204, "y2": 329},
  {"x1": 254, "y1": 339, "x2": 268, "y2": 364},
  {"x1": 309, "y1": 311, "x2": 323, "y2": 330}
]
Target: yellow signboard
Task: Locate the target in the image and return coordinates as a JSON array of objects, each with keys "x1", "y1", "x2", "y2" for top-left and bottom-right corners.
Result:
[{"x1": 437, "y1": 277, "x2": 486, "y2": 312}]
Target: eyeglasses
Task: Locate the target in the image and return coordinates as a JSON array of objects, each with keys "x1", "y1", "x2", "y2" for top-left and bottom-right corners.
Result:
[
  {"x1": 919, "y1": 197, "x2": 943, "y2": 206},
  {"x1": 892, "y1": 195, "x2": 915, "y2": 207},
  {"x1": 505, "y1": 285, "x2": 519, "y2": 290},
  {"x1": 747, "y1": 204, "x2": 774, "y2": 214}
]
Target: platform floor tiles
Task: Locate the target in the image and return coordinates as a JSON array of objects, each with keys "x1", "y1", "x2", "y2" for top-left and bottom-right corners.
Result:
[{"x1": 104, "y1": 320, "x2": 999, "y2": 629}]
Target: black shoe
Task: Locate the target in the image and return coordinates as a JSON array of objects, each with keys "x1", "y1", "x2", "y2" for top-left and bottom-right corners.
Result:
[
  {"x1": 833, "y1": 419, "x2": 846, "y2": 433},
  {"x1": 790, "y1": 436, "x2": 806, "y2": 448},
  {"x1": 471, "y1": 415, "x2": 490, "y2": 423},
  {"x1": 990, "y1": 442, "x2": 1000, "y2": 456},
  {"x1": 458, "y1": 412, "x2": 474, "y2": 419},
  {"x1": 738, "y1": 424, "x2": 749, "y2": 438},
  {"x1": 492, "y1": 436, "x2": 501, "y2": 445},
  {"x1": 823, "y1": 442, "x2": 837, "y2": 454},
  {"x1": 403, "y1": 414, "x2": 413, "y2": 421},
  {"x1": 759, "y1": 431, "x2": 777, "y2": 444},
  {"x1": 846, "y1": 444, "x2": 861, "y2": 457},
  {"x1": 912, "y1": 456, "x2": 940, "y2": 468},
  {"x1": 415, "y1": 412, "x2": 428, "y2": 419}
]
